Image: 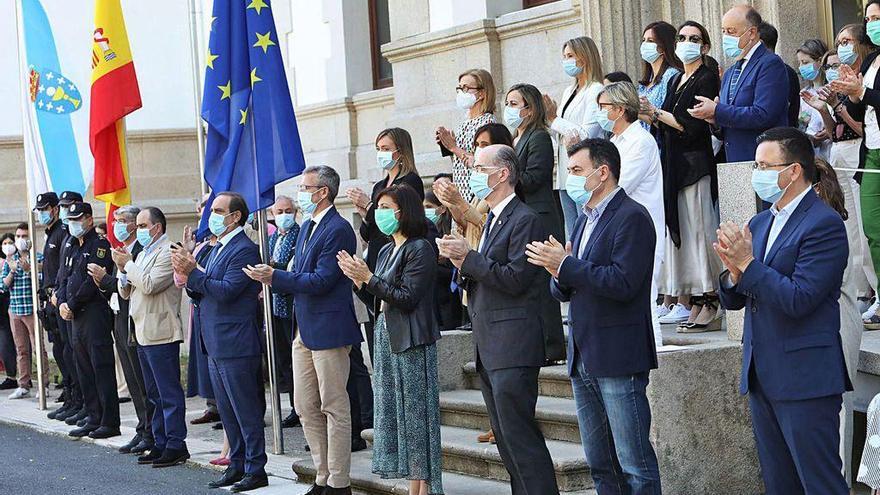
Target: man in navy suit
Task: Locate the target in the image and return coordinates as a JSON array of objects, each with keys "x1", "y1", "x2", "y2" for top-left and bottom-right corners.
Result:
[
  {"x1": 245, "y1": 165, "x2": 362, "y2": 495},
  {"x1": 527, "y1": 138, "x2": 661, "y2": 494},
  {"x1": 172, "y1": 192, "x2": 268, "y2": 493},
  {"x1": 689, "y1": 5, "x2": 789, "y2": 162},
  {"x1": 716, "y1": 128, "x2": 850, "y2": 494}
]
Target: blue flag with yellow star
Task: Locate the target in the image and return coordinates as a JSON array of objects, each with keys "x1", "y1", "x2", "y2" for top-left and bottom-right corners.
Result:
[{"x1": 200, "y1": 0, "x2": 304, "y2": 234}]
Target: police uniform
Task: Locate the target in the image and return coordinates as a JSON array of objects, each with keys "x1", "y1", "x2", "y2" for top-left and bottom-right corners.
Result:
[
  {"x1": 62, "y1": 202, "x2": 119, "y2": 438},
  {"x1": 50, "y1": 191, "x2": 86, "y2": 422}
]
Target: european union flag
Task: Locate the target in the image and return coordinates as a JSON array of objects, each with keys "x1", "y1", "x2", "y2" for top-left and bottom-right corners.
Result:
[{"x1": 199, "y1": 0, "x2": 304, "y2": 233}]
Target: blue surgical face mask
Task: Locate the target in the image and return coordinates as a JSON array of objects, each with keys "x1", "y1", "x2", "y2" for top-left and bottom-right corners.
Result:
[
  {"x1": 275, "y1": 213, "x2": 296, "y2": 231},
  {"x1": 675, "y1": 41, "x2": 702, "y2": 63},
  {"x1": 113, "y1": 222, "x2": 131, "y2": 242},
  {"x1": 565, "y1": 169, "x2": 601, "y2": 206},
  {"x1": 722, "y1": 33, "x2": 745, "y2": 59},
  {"x1": 751, "y1": 164, "x2": 794, "y2": 204},
  {"x1": 68, "y1": 221, "x2": 85, "y2": 238},
  {"x1": 424, "y1": 208, "x2": 439, "y2": 224},
  {"x1": 596, "y1": 107, "x2": 617, "y2": 132},
  {"x1": 640, "y1": 42, "x2": 661, "y2": 63},
  {"x1": 825, "y1": 68, "x2": 840, "y2": 83},
  {"x1": 838, "y1": 44, "x2": 857, "y2": 66},
  {"x1": 208, "y1": 212, "x2": 230, "y2": 237},
  {"x1": 136, "y1": 227, "x2": 154, "y2": 247},
  {"x1": 297, "y1": 190, "x2": 317, "y2": 216},
  {"x1": 60, "y1": 207, "x2": 69, "y2": 226},
  {"x1": 468, "y1": 169, "x2": 500, "y2": 200},
  {"x1": 504, "y1": 105, "x2": 524, "y2": 129},
  {"x1": 377, "y1": 150, "x2": 397, "y2": 170},
  {"x1": 37, "y1": 210, "x2": 53, "y2": 226},
  {"x1": 562, "y1": 58, "x2": 582, "y2": 77},
  {"x1": 799, "y1": 62, "x2": 819, "y2": 81}
]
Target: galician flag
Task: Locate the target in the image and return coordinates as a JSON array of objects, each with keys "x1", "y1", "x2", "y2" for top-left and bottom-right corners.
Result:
[
  {"x1": 90, "y1": 0, "x2": 141, "y2": 246},
  {"x1": 16, "y1": 0, "x2": 91, "y2": 200}
]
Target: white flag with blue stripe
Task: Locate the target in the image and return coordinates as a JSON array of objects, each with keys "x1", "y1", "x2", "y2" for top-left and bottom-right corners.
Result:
[{"x1": 16, "y1": 0, "x2": 92, "y2": 198}]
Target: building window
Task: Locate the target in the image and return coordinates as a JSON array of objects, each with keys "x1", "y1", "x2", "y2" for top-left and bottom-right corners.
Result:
[
  {"x1": 369, "y1": 0, "x2": 393, "y2": 89},
  {"x1": 523, "y1": 0, "x2": 559, "y2": 8},
  {"x1": 829, "y1": 0, "x2": 862, "y2": 38}
]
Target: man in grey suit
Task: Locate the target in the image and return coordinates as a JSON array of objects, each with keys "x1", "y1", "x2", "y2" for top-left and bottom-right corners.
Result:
[{"x1": 437, "y1": 144, "x2": 559, "y2": 495}]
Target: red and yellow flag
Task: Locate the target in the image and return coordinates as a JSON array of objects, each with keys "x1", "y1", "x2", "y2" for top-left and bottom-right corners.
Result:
[{"x1": 89, "y1": 0, "x2": 141, "y2": 246}]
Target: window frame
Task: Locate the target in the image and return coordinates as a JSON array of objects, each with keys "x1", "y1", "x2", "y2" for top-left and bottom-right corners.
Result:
[
  {"x1": 369, "y1": 0, "x2": 393, "y2": 89},
  {"x1": 523, "y1": 0, "x2": 559, "y2": 9}
]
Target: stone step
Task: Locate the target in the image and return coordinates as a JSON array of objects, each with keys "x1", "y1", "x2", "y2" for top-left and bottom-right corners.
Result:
[
  {"x1": 439, "y1": 388, "x2": 581, "y2": 443},
  {"x1": 290, "y1": 449, "x2": 597, "y2": 495},
  {"x1": 463, "y1": 361, "x2": 574, "y2": 399},
  {"x1": 362, "y1": 425, "x2": 592, "y2": 492}
]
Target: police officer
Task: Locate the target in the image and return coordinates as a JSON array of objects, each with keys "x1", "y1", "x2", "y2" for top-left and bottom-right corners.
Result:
[
  {"x1": 58, "y1": 202, "x2": 120, "y2": 439},
  {"x1": 50, "y1": 191, "x2": 87, "y2": 425}
]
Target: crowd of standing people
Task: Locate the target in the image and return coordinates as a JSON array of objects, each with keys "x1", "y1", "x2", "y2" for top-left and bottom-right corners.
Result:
[{"x1": 6, "y1": 2, "x2": 880, "y2": 494}]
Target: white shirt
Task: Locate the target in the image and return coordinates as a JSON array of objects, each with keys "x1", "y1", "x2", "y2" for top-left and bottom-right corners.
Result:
[
  {"x1": 765, "y1": 185, "x2": 811, "y2": 261},
  {"x1": 550, "y1": 81, "x2": 605, "y2": 188},
  {"x1": 577, "y1": 187, "x2": 621, "y2": 258},
  {"x1": 215, "y1": 226, "x2": 244, "y2": 257},
  {"x1": 305, "y1": 206, "x2": 331, "y2": 242},
  {"x1": 610, "y1": 122, "x2": 665, "y2": 262},
  {"x1": 739, "y1": 40, "x2": 763, "y2": 72},
  {"x1": 478, "y1": 192, "x2": 516, "y2": 252}
]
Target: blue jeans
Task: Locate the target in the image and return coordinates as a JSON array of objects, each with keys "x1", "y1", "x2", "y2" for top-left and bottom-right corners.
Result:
[
  {"x1": 558, "y1": 190, "x2": 580, "y2": 239},
  {"x1": 570, "y1": 351, "x2": 661, "y2": 495}
]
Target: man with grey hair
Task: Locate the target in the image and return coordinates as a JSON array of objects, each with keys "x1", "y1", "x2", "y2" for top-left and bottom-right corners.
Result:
[
  {"x1": 437, "y1": 144, "x2": 559, "y2": 494},
  {"x1": 598, "y1": 82, "x2": 666, "y2": 346},
  {"x1": 245, "y1": 165, "x2": 362, "y2": 495},
  {"x1": 88, "y1": 204, "x2": 154, "y2": 454}
]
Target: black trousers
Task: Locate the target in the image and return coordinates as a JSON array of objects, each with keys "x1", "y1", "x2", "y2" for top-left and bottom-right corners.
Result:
[
  {"x1": 112, "y1": 318, "x2": 153, "y2": 442},
  {"x1": 347, "y1": 343, "x2": 373, "y2": 437},
  {"x1": 478, "y1": 364, "x2": 559, "y2": 495},
  {"x1": 58, "y1": 315, "x2": 81, "y2": 407},
  {"x1": 72, "y1": 307, "x2": 119, "y2": 428},
  {"x1": 0, "y1": 300, "x2": 17, "y2": 377},
  {"x1": 271, "y1": 315, "x2": 294, "y2": 409}
]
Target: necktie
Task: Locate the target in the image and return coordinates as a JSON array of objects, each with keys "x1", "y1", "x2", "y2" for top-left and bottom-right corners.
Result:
[
  {"x1": 204, "y1": 245, "x2": 220, "y2": 272},
  {"x1": 728, "y1": 60, "x2": 744, "y2": 104},
  {"x1": 479, "y1": 211, "x2": 495, "y2": 253},
  {"x1": 302, "y1": 221, "x2": 315, "y2": 250}
]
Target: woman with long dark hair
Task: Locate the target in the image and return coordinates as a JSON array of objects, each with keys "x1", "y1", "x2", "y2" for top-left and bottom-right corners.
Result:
[
  {"x1": 0, "y1": 233, "x2": 17, "y2": 389},
  {"x1": 638, "y1": 21, "x2": 683, "y2": 134}
]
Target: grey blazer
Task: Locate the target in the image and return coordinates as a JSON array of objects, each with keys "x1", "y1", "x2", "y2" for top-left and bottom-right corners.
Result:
[
  {"x1": 357, "y1": 237, "x2": 440, "y2": 353},
  {"x1": 460, "y1": 197, "x2": 547, "y2": 371}
]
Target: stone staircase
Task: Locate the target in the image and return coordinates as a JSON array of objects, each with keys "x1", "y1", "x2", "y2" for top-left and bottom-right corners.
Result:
[{"x1": 291, "y1": 359, "x2": 596, "y2": 494}]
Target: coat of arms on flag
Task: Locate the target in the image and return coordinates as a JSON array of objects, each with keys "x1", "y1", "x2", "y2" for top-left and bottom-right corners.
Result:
[{"x1": 29, "y1": 66, "x2": 82, "y2": 115}]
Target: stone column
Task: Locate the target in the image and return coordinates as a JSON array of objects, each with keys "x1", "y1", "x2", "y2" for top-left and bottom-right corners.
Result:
[{"x1": 389, "y1": 0, "x2": 431, "y2": 40}]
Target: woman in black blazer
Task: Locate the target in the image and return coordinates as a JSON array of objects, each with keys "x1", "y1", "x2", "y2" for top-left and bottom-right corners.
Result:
[
  {"x1": 643, "y1": 20, "x2": 723, "y2": 332},
  {"x1": 346, "y1": 127, "x2": 424, "y2": 354},
  {"x1": 504, "y1": 83, "x2": 565, "y2": 363},
  {"x1": 338, "y1": 184, "x2": 443, "y2": 495}
]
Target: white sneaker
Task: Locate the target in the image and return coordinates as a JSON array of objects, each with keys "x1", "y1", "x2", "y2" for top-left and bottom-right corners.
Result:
[
  {"x1": 656, "y1": 303, "x2": 673, "y2": 319},
  {"x1": 8, "y1": 387, "x2": 29, "y2": 400},
  {"x1": 659, "y1": 303, "x2": 691, "y2": 324},
  {"x1": 863, "y1": 298, "x2": 880, "y2": 322}
]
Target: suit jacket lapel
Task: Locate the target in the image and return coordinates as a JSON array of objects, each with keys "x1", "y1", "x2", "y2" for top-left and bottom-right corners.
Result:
[
  {"x1": 582, "y1": 192, "x2": 624, "y2": 260},
  {"x1": 484, "y1": 198, "x2": 519, "y2": 251},
  {"x1": 209, "y1": 233, "x2": 240, "y2": 276},
  {"x1": 295, "y1": 219, "x2": 313, "y2": 271},
  {"x1": 731, "y1": 44, "x2": 766, "y2": 104},
  {"x1": 751, "y1": 214, "x2": 772, "y2": 264},
  {"x1": 570, "y1": 215, "x2": 587, "y2": 258},
  {"x1": 515, "y1": 128, "x2": 533, "y2": 157},
  {"x1": 300, "y1": 209, "x2": 335, "y2": 266},
  {"x1": 763, "y1": 191, "x2": 817, "y2": 265}
]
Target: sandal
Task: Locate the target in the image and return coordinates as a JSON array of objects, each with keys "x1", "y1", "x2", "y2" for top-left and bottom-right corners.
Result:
[{"x1": 679, "y1": 296, "x2": 723, "y2": 333}]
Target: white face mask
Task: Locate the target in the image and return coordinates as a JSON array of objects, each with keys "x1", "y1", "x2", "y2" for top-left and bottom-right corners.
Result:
[
  {"x1": 14, "y1": 238, "x2": 29, "y2": 253},
  {"x1": 2, "y1": 245, "x2": 15, "y2": 257},
  {"x1": 456, "y1": 91, "x2": 478, "y2": 110}
]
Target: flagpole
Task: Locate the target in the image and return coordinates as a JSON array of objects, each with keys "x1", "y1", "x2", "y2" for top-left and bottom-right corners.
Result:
[
  {"x1": 14, "y1": 0, "x2": 48, "y2": 411},
  {"x1": 248, "y1": 103, "x2": 284, "y2": 455},
  {"x1": 186, "y1": 0, "x2": 207, "y2": 197}
]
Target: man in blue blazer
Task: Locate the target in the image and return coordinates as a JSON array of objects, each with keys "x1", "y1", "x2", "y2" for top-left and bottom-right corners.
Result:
[
  {"x1": 245, "y1": 165, "x2": 362, "y2": 495},
  {"x1": 716, "y1": 128, "x2": 850, "y2": 494},
  {"x1": 689, "y1": 5, "x2": 789, "y2": 162},
  {"x1": 172, "y1": 192, "x2": 268, "y2": 493},
  {"x1": 527, "y1": 138, "x2": 661, "y2": 494}
]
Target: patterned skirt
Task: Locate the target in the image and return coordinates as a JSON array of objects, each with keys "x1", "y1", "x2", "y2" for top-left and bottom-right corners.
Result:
[{"x1": 371, "y1": 313, "x2": 444, "y2": 494}]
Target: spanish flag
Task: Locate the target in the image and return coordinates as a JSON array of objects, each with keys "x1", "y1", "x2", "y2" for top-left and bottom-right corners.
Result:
[{"x1": 90, "y1": 0, "x2": 141, "y2": 246}]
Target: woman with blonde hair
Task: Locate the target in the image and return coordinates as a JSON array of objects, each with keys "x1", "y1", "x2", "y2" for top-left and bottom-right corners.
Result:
[
  {"x1": 436, "y1": 68, "x2": 497, "y2": 204},
  {"x1": 543, "y1": 36, "x2": 605, "y2": 236}
]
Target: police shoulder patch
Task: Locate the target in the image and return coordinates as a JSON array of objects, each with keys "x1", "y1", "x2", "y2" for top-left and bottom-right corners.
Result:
[{"x1": 96, "y1": 247, "x2": 107, "y2": 259}]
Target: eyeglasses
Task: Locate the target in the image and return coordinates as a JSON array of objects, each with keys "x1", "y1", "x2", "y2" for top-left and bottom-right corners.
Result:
[
  {"x1": 836, "y1": 38, "x2": 855, "y2": 47},
  {"x1": 823, "y1": 63, "x2": 842, "y2": 70},
  {"x1": 752, "y1": 161, "x2": 796, "y2": 171},
  {"x1": 470, "y1": 165, "x2": 500, "y2": 174},
  {"x1": 297, "y1": 185, "x2": 325, "y2": 192},
  {"x1": 455, "y1": 85, "x2": 482, "y2": 93},
  {"x1": 598, "y1": 102, "x2": 616, "y2": 109},
  {"x1": 676, "y1": 34, "x2": 703, "y2": 43}
]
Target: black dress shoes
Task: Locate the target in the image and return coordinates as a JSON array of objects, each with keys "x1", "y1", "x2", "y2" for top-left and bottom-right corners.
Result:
[
  {"x1": 76, "y1": 417, "x2": 89, "y2": 428},
  {"x1": 212, "y1": 422, "x2": 224, "y2": 430},
  {"x1": 207, "y1": 467, "x2": 245, "y2": 488},
  {"x1": 47, "y1": 403, "x2": 69, "y2": 420},
  {"x1": 68, "y1": 425, "x2": 98, "y2": 438},
  {"x1": 351, "y1": 437, "x2": 367, "y2": 453},
  {"x1": 65, "y1": 409, "x2": 88, "y2": 425},
  {"x1": 119, "y1": 435, "x2": 142, "y2": 454},
  {"x1": 137, "y1": 449, "x2": 163, "y2": 465},
  {"x1": 152, "y1": 447, "x2": 190, "y2": 468},
  {"x1": 231, "y1": 472, "x2": 269, "y2": 492},
  {"x1": 0, "y1": 378, "x2": 17, "y2": 390},
  {"x1": 88, "y1": 426, "x2": 121, "y2": 439},
  {"x1": 190, "y1": 410, "x2": 221, "y2": 425},
  {"x1": 281, "y1": 412, "x2": 301, "y2": 428},
  {"x1": 324, "y1": 486, "x2": 352, "y2": 495},
  {"x1": 55, "y1": 405, "x2": 78, "y2": 422},
  {"x1": 304, "y1": 484, "x2": 326, "y2": 495},
  {"x1": 130, "y1": 439, "x2": 153, "y2": 455}
]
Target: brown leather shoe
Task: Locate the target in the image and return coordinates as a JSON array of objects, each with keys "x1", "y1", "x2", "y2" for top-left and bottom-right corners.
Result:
[
  {"x1": 190, "y1": 411, "x2": 221, "y2": 425},
  {"x1": 477, "y1": 429, "x2": 495, "y2": 444}
]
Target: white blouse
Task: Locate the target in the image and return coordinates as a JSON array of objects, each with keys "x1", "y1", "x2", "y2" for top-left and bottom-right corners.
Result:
[{"x1": 549, "y1": 81, "x2": 604, "y2": 189}]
